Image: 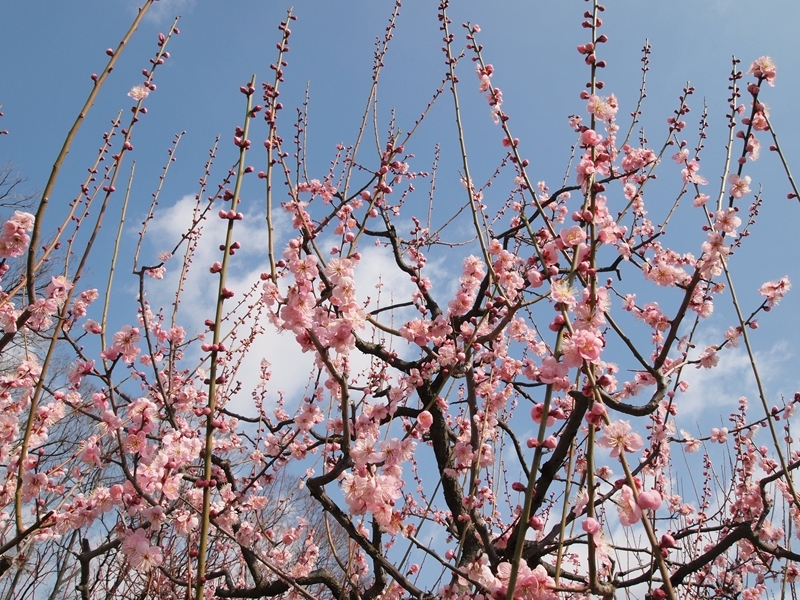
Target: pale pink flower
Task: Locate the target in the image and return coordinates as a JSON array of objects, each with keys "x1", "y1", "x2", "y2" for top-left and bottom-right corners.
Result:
[
  {"x1": 350, "y1": 434, "x2": 384, "y2": 468},
  {"x1": 672, "y1": 148, "x2": 689, "y2": 164},
  {"x1": 559, "y1": 225, "x2": 586, "y2": 247},
  {"x1": 146, "y1": 266, "x2": 165, "y2": 279},
  {"x1": 127, "y1": 84, "x2": 150, "y2": 101},
  {"x1": 622, "y1": 146, "x2": 656, "y2": 172},
  {"x1": 759, "y1": 276, "x2": 790, "y2": 308},
  {"x1": 586, "y1": 94, "x2": 619, "y2": 122},
  {"x1": 9, "y1": 211, "x2": 34, "y2": 230},
  {"x1": 67, "y1": 359, "x2": 94, "y2": 386},
  {"x1": 550, "y1": 279, "x2": 576, "y2": 307},
  {"x1": 748, "y1": 56, "x2": 777, "y2": 86},
  {"x1": 617, "y1": 485, "x2": 642, "y2": 526},
  {"x1": 697, "y1": 347, "x2": 719, "y2": 369},
  {"x1": 746, "y1": 134, "x2": 761, "y2": 161},
  {"x1": 724, "y1": 326, "x2": 741, "y2": 347},
  {"x1": 681, "y1": 431, "x2": 702, "y2": 453},
  {"x1": 78, "y1": 436, "x2": 103, "y2": 467},
  {"x1": 710, "y1": 427, "x2": 728, "y2": 443},
  {"x1": 597, "y1": 420, "x2": 643, "y2": 457},
  {"x1": 112, "y1": 325, "x2": 141, "y2": 363},
  {"x1": 751, "y1": 104, "x2": 770, "y2": 131},
  {"x1": 728, "y1": 174, "x2": 751, "y2": 199},
  {"x1": 713, "y1": 207, "x2": 741, "y2": 234},
  {"x1": 83, "y1": 319, "x2": 102, "y2": 334},
  {"x1": 646, "y1": 261, "x2": 687, "y2": 287},
  {"x1": 495, "y1": 561, "x2": 554, "y2": 600},
  {"x1": 567, "y1": 328, "x2": 604, "y2": 364},
  {"x1": 295, "y1": 402, "x2": 323, "y2": 432},
  {"x1": 681, "y1": 159, "x2": 707, "y2": 185},
  {"x1": 121, "y1": 528, "x2": 162, "y2": 572},
  {"x1": 537, "y1": 356, "x2": 568, "y2": 386}
]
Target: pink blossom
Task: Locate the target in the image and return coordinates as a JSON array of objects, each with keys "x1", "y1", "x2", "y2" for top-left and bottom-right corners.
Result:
[
  {"x1": 295, "y1": 402, "x2": 323, "y2": 432},
  {"x1": 146, "y1": 266, "x2": 165, "y2": 279},
  {"x1": 495, "y1": 561, "x2": 555, "y2": 600},
  {"x1": 121, "y1": 528, "x2": 162, "y2": 572},
  {"x1": 586, "y1": 94, "x2": 619, "y2": 122},
  {"x1": 681, "y1": 159, "x2": 707, "y2": 185},
  {"x1": 597, "y1": 420, "x2": 644, "y2": 457},
  {"x1": 83, "y1": 319, "x2": 102, "y2": 334},
  {"x1": 582, "y1": 517, "x2": 600, "y2": 535},
  {"x1": 672, "y1": 148, "x2": 689, "y2": 164},
  {"x1": 127, "y1": 85, "x2": 150, "y2": 101},
  {"x1": 417, "y1": 410, "x2": 433, "y2": 432},
  {"x1": 751, "y1": 103, "x2": 771, "y2": 131},
  {"x1": 79, "y1": 436, "x2": 103, "y2": 467},
  {"x1": 9, "y1": 210, "x2": 34, "y2": 230},
  {"x1": 67, "y1": 360, "x2": 94, "y2": 386},
  {"x1": 585, "y1": 401, "x2": 607, "y2": 426},
  {"x1": 580, "y1": 129, "x2": 603, "y2": 147},
  {"x1": 746, "y1": 133, "x2": 761, "y2": 161},
  {"x1": 748, "y1": 56, "x2": 777, "y2": 86},
  {"x1": 617, "y1": 485, "x2": 642, "y2": 526},
  {"x1": 561, "y1": 328, "x2": 604, "y2": 367},
  {"x1": 537, "y1": 356, "x2": 568, "y2": 386},
  {"x1": 112, "y1": 325, "x2": 141, "y2": 363},
  {"x1": 549, "y1": 279, "x2": 576, "y2": 307},
  {"x1": 697, "y1": 347, "x2": 719, "y2": 369},
  {"x1": 710, "y1": 427, "x2": 728, "y2": 443},
  {"x1": 558, "y1": 225, "x2": 586, "y2": 247},
  {"x1": 681, "y1": 430, "x2": 701, "y2": 453},
  {"x1": 728, "y1": 174, "x2": 751, "y2": 199},
  {"x1": 351, "y1": 434, "x2": 384, "y2": 468},
  {"x1": 622, "y1": 145, "x2": 656, "y2": 172},
  {"x1": 646, "y1": 261, "x2": 687, "y2": 287},
  {"x1": 759, "y1": 276, "x2": 790, "y2": 308},
  {"x1": 713, "y1": 207, "x2": 741, "y2": 234},
  {"x1": 531, "y1": 403, "x2": 555, "y2": 427}
]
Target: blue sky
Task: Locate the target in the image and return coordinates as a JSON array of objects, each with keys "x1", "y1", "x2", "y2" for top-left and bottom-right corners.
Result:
[{"x1": 2, "y1": 0, "x2": 800, "y2": 415}]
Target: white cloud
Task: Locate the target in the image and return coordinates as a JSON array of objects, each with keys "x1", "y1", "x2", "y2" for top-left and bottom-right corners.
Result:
[
  {"x1": 135, "y1": 0, "x2": 196, "y2": 24},
  {"x1": 140, "y1": 194, "x2": 437, "y2": 416},
  {"x1": 676, "y1": 342, "x2": 797, "y2": 428}
]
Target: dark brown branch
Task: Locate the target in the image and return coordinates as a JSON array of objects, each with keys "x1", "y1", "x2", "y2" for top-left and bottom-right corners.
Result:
[{"x1": 215, "y1": 568, "x2": 348, "y2": 599}]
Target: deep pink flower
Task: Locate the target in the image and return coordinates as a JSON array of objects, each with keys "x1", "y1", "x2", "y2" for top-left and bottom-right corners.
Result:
[
  {"x1": 417, "y1": 410, "x2": 433, "y2": 432},
  {"x1": 637, "y1": 489, "x2": 662, "y2": 511},
  {"x1": 582, "y1": 517, "x2": 600, "y2": 535}
]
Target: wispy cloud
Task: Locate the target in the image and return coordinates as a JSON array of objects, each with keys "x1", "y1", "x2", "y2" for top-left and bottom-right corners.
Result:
[
  {"x1": 678, "y1": 339, "x2": 795, "y2": 425},
  {"x1": 128, "y1": 0, "x2": 196, "y2": 25}
]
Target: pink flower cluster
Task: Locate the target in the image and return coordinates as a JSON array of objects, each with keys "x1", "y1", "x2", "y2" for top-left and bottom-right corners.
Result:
[{"x1": 0, "y1": 211, "x2": 34, "y2": 259}]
